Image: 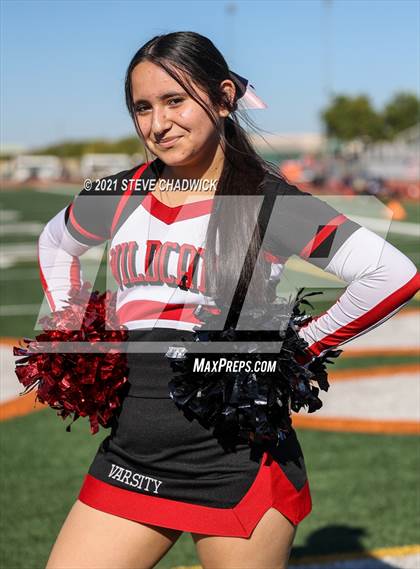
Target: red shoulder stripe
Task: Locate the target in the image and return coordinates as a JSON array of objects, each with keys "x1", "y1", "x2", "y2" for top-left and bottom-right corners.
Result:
[{"x1": 299, "y1": 214, "x2": 347, "y2": 259}]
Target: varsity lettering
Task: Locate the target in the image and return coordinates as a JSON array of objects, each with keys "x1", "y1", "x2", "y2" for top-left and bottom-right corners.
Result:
[{"x1": 108, "y1": 463, "x2": 163, "y2": 494}]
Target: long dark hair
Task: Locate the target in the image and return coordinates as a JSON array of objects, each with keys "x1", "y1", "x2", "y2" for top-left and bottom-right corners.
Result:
[{"x1": 124, "y1": 31, "x2": 284, "y2": 308}]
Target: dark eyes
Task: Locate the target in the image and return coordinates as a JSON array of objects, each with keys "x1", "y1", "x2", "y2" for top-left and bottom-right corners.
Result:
[
  {"x1": 168, "y1": 97, "x2": 184, "y2": 105},
  {"x1": 134, "y1": 98, "x2": 184, "y2": 114}
]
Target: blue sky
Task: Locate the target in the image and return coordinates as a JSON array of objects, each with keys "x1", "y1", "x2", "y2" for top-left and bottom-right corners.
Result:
[{"x1": 1, "y1": 0, "x2": 419, "y2": 149}]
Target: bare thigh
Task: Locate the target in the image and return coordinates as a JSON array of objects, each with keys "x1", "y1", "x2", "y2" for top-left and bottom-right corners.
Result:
[
  {"x1": 45, "y1": 499, "x2": 182, "y2": 569},
  {"x1": 191, "y1": 507, "x2": 297, "y2": 569}
]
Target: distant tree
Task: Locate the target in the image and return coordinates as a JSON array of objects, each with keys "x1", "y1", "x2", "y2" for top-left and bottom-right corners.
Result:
[
  {"x1": 112, "y1": 137, "x2": 145, "y2": 155},
  {"x1": 32, "y1": 137, "x2": 144, "y2": 157},
  {"x1": 382, "y1": 92, "x2": 420, "y2": 139},
  {"x1": 34, "y1": 141, "x2": 88, "y2": 158},
  {"x1": 321, "y1": 95, "x2": 385, "y2": 142}
]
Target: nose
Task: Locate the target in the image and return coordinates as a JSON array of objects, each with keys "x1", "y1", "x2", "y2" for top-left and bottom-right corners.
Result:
[{"x1": 151, "y1": 106, "x2": 171, "y2": 141}]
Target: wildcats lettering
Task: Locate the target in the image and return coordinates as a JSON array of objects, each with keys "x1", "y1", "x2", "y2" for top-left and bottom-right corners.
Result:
[{"x1": 109, "y1": 240, "x2": 207, "y2": 294}]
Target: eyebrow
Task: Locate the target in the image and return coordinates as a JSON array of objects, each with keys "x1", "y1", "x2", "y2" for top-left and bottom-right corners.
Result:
[{"x1": 133, "y1": 91, "x2": 186, "y2": 105}]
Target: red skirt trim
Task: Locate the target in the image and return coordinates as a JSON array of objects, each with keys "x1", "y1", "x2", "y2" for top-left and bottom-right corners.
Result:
[{"x1": 77, "y1": 450, "x2": 312, "y2": 538}]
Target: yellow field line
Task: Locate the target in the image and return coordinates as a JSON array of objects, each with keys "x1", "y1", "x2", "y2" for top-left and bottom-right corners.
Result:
[
  {"x1": 171, "y1": 544, "x2": 420, "y2": 569},
  {"x1": 284, "y1": 258, "x2": 341, "y2": 282},
  {"x1": 288, "y1": 544, "x2": 420, "y2": 566}
]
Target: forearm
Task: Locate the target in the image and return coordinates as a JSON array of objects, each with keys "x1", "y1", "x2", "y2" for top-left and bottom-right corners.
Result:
[
  {"x1": 38, "y1": 208, "x2": 90, "y2": 311},
  {"x1": 297, "y1": 227, "x2": 420, "y2": 361}
]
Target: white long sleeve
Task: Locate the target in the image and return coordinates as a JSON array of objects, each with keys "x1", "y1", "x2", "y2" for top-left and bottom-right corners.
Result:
[
  {"x1": 297, "y1": 226, "x2": 420, "y2": 361},
  {"x1": 38, "y1": 208, "x2": 91, "y2": 311}
]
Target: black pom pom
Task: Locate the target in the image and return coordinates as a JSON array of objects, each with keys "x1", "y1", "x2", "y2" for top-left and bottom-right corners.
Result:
[{"x1": 165, "y1": 288, "x2": 342, "y2": 452}]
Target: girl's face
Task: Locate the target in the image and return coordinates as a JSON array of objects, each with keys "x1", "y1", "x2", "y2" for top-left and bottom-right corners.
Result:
[{"x1": 130, "y1": 61, "x2": 234, "y2": 169}]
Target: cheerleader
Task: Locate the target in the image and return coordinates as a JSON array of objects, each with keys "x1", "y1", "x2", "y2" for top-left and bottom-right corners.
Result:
[{"x1": 41, "y1": 31, "x2": 419, "y2": 569}]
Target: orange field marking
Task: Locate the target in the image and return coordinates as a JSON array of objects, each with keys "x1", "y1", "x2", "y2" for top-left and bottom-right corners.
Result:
[
  {"x1": 292, "y1": 414, "x2": 420, "y2": 435},
  {"x1": 330, "y1": 362, "x2": 419, "y2": 381},
  {"x1": 393, "y1": 306, "x2": 419, "y2": 317},
  {"x1": 342, "y1": 347, "x2": 419, "y2": 357},
  {"x1": 0, "y1": 391, "x2": 47, "y2": 422},
  {"x1": 1, "y1": 337, "x2": 21, "y2": 347}
]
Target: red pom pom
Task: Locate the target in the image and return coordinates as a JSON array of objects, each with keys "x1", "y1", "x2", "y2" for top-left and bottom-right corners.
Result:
[{"x1": 14, "y1": 283, "x2": 129, "y2": 434}]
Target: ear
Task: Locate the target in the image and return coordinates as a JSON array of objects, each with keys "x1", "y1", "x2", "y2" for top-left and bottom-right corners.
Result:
[{"x1": 217, "y1": 79, "x2": 237, "y2": 117}]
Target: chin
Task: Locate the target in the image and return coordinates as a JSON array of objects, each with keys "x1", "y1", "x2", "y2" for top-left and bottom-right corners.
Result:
[{"x1": 159, "y1": 153, "x2": 193, "y2": 167}]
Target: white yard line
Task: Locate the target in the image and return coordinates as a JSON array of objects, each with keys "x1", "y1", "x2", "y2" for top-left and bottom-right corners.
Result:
[
  {"x1": 312, "y1": 372, "x2": 420, "y2": 422},
  {"x1": 0, "y1": 304, "x2": 42, "y2": 316},
  {"x1": 0, "y1": 222, "x2": 44, "y2": 236},
  {"x1": 0, "y1": 243, "x2": 103, "y2": 268},
  {"x1": 352, "y1": 215, "x2": 420, "y2": 237},
  {"x1": 33, "y1": 186, "x2": 79, "y2": 196},
  {"x1": 1, "y1": 344, "x2": 23, "y2": 402},
  {"x1": 0, "y1": 210, "x2": 19, "y2": 222}
]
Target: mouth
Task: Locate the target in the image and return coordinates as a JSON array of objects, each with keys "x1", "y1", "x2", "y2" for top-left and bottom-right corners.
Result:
[{"x1": 156, "y1": 136, "x2": 182, "y2": 148}]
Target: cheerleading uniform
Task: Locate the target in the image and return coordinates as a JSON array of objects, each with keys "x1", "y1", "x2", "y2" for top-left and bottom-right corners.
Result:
[{"x1": 38, "y1": 158, "x2": 420, "y2": 537}]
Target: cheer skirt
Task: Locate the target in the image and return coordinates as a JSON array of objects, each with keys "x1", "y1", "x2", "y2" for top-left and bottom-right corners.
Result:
[{"x1": 77, "y1": 329, "x2": 312, "y2": 537}]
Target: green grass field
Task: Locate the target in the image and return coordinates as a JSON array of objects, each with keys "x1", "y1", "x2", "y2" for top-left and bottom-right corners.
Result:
[
  {"x1": 1, "y1": 409, "x2": 419, "y2": 569},
  {"x1": 1, "y1": 186, "x2": 419, "y2": 568}
]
